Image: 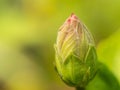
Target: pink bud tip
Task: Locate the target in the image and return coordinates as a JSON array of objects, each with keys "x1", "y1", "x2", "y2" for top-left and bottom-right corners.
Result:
[
  {"x1": 71, "y1": 13, "x2": 78, "y2": 19},
  {"x1": 66, "y1": 13, "x2": 79, "y2": 24},
  {"x1": 67, "y1": 18, "x2": 71, "y2": 23}
]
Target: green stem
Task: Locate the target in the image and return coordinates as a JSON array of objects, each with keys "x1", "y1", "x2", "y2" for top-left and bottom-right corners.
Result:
[
  {"x1": 76, "y1": 87, "x2": 85, "y2": 90},
  {"x1": 76, "y1": 62, "x2": 120, "y2": 90},
  {"x1": 84, "y1": 62, "x2": 120, "y2": 90},
  {"x1": 98, "y1": 62, "x2": 120, "y2": 89}
]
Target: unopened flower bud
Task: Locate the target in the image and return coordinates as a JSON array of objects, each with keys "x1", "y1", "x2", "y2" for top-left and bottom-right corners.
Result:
[{"x1": 54, "y1": 14, "x2": 98, "y2": 87}]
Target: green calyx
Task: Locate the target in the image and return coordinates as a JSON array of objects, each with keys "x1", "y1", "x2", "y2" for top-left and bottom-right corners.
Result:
[{"x1": 55, "y1": 45, "x2": 98, "y2": 87}]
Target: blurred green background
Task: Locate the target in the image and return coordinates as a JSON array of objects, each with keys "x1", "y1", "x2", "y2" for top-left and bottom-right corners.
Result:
[{"x1": 0, "y1": 0, "x2": 120, "y2": 90}]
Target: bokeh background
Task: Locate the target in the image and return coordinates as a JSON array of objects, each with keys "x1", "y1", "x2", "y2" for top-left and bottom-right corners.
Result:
[{"x1": 0, "y1": 0, "x2": 120, "y2": 90}]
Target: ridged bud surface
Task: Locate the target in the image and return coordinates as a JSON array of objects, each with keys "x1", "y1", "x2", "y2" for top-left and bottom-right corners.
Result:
[{"x1": 54, "y1": 14, "x2": 98, "y2": 87}]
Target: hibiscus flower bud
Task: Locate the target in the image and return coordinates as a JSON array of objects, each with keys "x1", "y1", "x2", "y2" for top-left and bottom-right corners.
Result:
[{"x1": 54, "y1": 13, "x2": 98, "y2": 87}]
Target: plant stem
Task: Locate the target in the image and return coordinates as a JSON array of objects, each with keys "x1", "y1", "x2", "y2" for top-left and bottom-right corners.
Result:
[{"x1": 76, "y1": 87, "x2": 85, "y2": 90}]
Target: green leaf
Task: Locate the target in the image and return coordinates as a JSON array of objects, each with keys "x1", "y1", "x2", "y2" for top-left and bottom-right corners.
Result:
[{"x1": 97, "y1": 29, "x2": 120, "y2": 83}]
